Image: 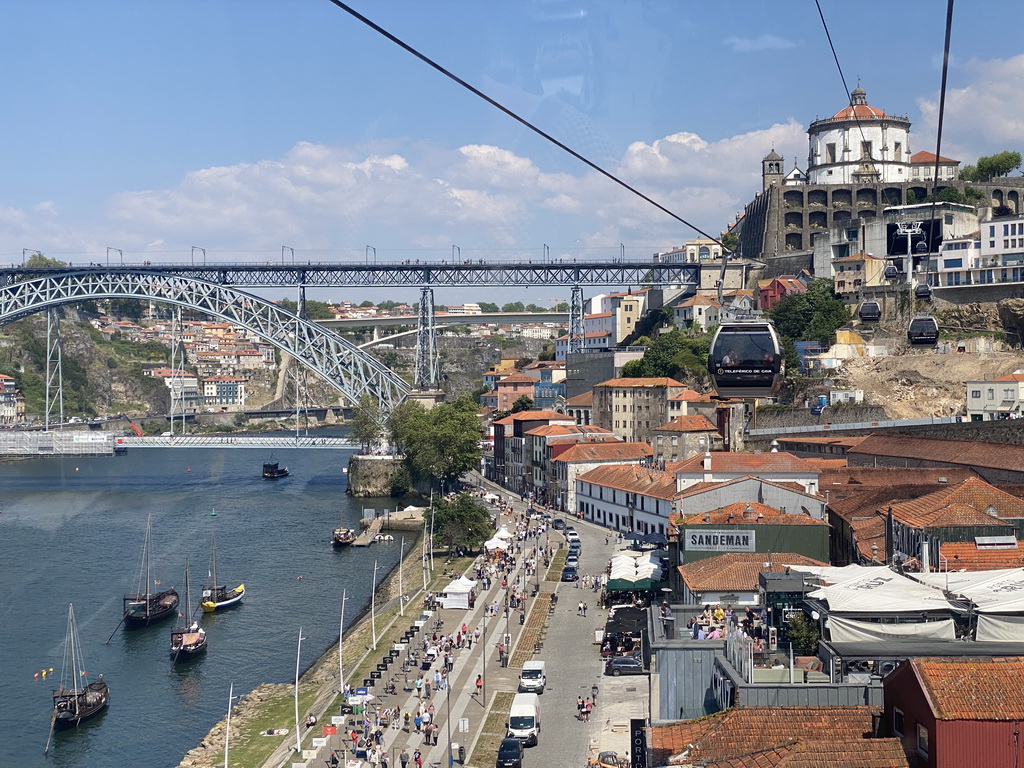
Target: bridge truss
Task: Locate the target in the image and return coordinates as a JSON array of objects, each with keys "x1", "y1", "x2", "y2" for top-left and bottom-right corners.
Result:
[{"x1": 0, "y1": 271, "x2": 411, "y2": 413}]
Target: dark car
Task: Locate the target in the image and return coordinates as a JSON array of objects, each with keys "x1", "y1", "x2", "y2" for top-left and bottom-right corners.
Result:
[
  {"x1": 552, "y1": 519, "x2": 566, "y2": 530},
  {"x1": 560, "y1": 566, "x2": 579, "y2": 582},
  {"x1": 604, "y1": 655, "x2": 645, "y2": 676},
  {"x1": 568, "y1": 543, "x2": 582, "y2": 556},
  {"x1": 496, "y1": 737, "x2": 524, "y2": 768}
]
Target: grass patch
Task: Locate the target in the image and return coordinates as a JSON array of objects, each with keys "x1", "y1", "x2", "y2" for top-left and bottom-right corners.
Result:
[
  {"x1": 468, "y1": 691, "x2": 516, "y2": 768},
  {"x1": 509, "y1": 594, "x2": 552, "y2": 668},
  {"x1": 545, "y1": 549, "x2": 567, "y2": 582},
  {"x1": 227, "y1": 683, "x2": 321, "y2": 768}
]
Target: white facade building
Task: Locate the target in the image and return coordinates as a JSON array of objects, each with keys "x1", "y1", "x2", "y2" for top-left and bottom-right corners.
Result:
[{"x1": 966, "y1": 372, "x2": 1024, "y2": 421}]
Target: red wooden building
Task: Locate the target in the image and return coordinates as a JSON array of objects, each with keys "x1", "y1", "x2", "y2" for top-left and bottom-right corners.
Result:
[{"x1": 883, "y1": 656, "x2": 1024, "y2": 768}]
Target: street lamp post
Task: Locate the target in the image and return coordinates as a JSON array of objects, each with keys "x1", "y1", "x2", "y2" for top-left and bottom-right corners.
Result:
[
  {"x1": 446, "y1": 671, "x2": 453, "y2": 768},
  {"x1": 365, "y1": 245, "x2": 376, "y2": 264},
  {"x1": 191, "y1": 246, "x2": 205, "y2": 266},
  {"x1": 106, "y1": 247, "x2": 122, "y2": 266},
  {"x1": 339, "y1": 589, "x2": 350, "y2": 693},
  {"x1": 294, "y1": 627, "x2": 306, "y2": 755},
  {"x1": 22, "y1": 248, "x2": 42, "y2": 266},
  {"x1": 282, "y1": 245, "x2": 294, "y2": 265},
  {"x1": 371, "y1": 559, "x2": 380, "y2": 649},
  {"x1": 481, "y1": 610, "x2": 488, "y2": 703}
]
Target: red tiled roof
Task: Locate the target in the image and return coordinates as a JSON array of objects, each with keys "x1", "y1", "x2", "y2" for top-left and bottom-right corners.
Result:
[
  {"x1": 848, "y1": 435, "x2": 1024, "y2": 474},
  {"x1": 676, "y1": 295, "x2": 721, "y2": 308},
  {"x1": 886, "y1": 477, "x2": 1024, "y2": 528},
  {"x1": 546, "y1": 434, "x2": 621, "y2": 447},
  {"x1": 652, "y1": 706, "x2": 908, "y2": 768},
  {"x1": 993, "y1": 372, "x2": 1024, "y2": 382},
  {"x1": 832, "y1": 102, "x2": 887, "y2": 120},
  {"x1": 676, "y1": 475, "x2": 823, "y2": 502},
  {"x1": 555, "y1": 442, "x2": 653, "y2": 463},
  {"x1": 914, "y1": 657, "x2": 1024, "y2": 720},
  {"x1": 675, "y1": 502, "x2": 827, "y2": 528},
  {"x1": 851, "y1": 514, "x2": 887, "y2": 562},
  {"x1": 668, "y1": 389, "x2": 709, "y2": 402},
  {"x1": 654, "y1": 414, "x2": 719, "y2": 433},
  {"x1": 910, "y1": 150, "x2": 959, "y2": 164},
  {"x1": 595, "y1": 377, "x2": 686, "y2": 388},
  {"x1": 496, "y1": 373, "x2": 537, "y2": 384},
  {"x1": 675, "y1": 451, "x2": 817, "y2": 475},
  {"x1": 576, "y1": 462, "x2": 677, "y2": 500},
  {"x1": 677, "y1": 553, "x2": 827, "y2": 593},
  {"x1": 941, "y1": 540, "x2": 1024, "y2": 571},
  {"x1": 805, "y1": 458, "x2": 848, "y2": 470},
  {"x1": 503, "y1": 410, "x2": 572, "y2": 421},
  {"x1": 565, "y1": 391, "x2": 593, "y2": 407},
  {"x1": 525, "y1": 424, "x2": 609, "y2": 437}
]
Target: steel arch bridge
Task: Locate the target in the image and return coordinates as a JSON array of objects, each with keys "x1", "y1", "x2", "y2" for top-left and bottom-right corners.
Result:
[{"x1": 0, "y1": 271, "x2": 411, "y2": 412}]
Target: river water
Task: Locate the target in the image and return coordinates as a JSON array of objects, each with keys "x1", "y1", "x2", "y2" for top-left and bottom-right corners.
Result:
[{"x1": 0, "y1": 431, "x2": 404, "y2": 768}]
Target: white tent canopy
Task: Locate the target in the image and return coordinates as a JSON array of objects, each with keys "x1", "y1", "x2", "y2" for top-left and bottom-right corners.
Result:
[
  {"x1": 439, "y1": 575, "x2": 477, "y2": 610},
  {"x1": 915, "y1": 568, "x2": 1024, "y2": 613},
  {"x1": 494, "y1": 527, "x2": 514, "y2": 540},
  {"x1": 807, "y1": 569, "x2": 950, "y2": 613},
  {"x1": 827, "y1": 615, "x2": 956, "y2": 642},
  {"x1": 484, "y1": 537, "x2": 509, "y2": 550}
]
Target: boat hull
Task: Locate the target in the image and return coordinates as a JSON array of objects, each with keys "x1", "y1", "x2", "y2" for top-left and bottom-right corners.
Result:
[
  {"x1": 200, "y1": 584, "x2": 245, "y2": 613},
  {"x1": 170, "y1": 628, "x2": 208, "y2": 660},
  {"x1": 52, "y1": 681, "x2": 109, "y2": 730},
  {"x1": 332, "y1": 528, "x2": 356, "y2": 548},
  {"x1": 123, "y1": 589, "x2": 180, "y2": 628}
]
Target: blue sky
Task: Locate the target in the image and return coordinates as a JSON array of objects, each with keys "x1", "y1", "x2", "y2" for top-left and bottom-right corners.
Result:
[{"x1": 4, "y1": 1, "x2": 1024, "y2": 305}]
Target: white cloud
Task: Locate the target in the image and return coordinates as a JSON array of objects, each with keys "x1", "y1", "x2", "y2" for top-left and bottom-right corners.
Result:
[
  {"x1": 723, "y1": 34, "x2": 795, "y2": 53},
  {"x1": 917, "y1": 54, "x2": 1024, "y2": 162}
]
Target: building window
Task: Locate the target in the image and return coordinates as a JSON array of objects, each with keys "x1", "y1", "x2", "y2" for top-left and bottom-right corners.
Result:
[
  {"x1": 892, "y1": 708, "x2": 904, "y2": 737},
  {"x1": 988, "y1": 389, "x2": 995, "y2": 400},
  {"x1": 861, "y1": 141, "x2": 873, "y2": 159},
  {"x1": 894, "y1": 142, "x2": 902, "y2": 162},
  {"x1": 826, "y1": 143, "x2": 836, "y2": 164},
  {"x1": 916, "y1": 724, "x2": 929, "y2": 758},
  {"x1": 1005, "y1": 389, "x2": 1015, "y2": 400},
  {"x1": 971, "y1": 390, "x2": 981, "y2": 399}
]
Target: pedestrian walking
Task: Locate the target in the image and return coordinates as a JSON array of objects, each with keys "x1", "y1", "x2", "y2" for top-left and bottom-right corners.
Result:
[
  {"x1": 577, "y1": 696, "x2": 585, "y2": 721},
  {"x1": 414, "y1": 748, "x2": 423, "y2": 768},
  {"x1": 400, "y1": 748, "x2": 410, "y2": 768},
  {"x1": 414, "y1": 713, "x2": 422, "y2": 733},
  {"x1": 583, "y1": 602, "x2": 588, "y2": 617},
  {"x1": 425, "y1": 681, "x2": 432, "y2": 699},
  {"x1": 475, "y1": 674, "x2": 483, "y2": 696},
  {"x1": 584, "y1": 700, "x2": 593, "y2": 722}
]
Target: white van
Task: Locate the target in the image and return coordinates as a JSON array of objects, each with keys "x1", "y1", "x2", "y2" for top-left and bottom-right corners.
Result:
[
  {"x1": 518, "y1": 660, "x2": 546, "y2": 694},
  {"x1": 507, "y1": 692, "x2": 541, "y2": 746}
]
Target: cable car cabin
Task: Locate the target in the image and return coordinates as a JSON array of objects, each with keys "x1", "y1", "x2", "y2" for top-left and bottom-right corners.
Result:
[
  {"x1": 858, "y1": 301, "x2": 881, "y2": 323},
  {"x1": 708, "y1": 323, "x2": 783, "y2": 399},
  {"x1": 883, "y1": 265, "x2": 900, "y2": 279},
  {"x1": 914, "y1": 283, "x2": 932, "y2": 300},
  {"x1": 907, "y1": 315, "x2": 939, "y2": 346}
]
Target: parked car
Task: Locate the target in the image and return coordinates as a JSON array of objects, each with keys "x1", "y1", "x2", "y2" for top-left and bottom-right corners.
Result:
[
  {"x1": 496, "y1": 737, "x2": 524, "y2": 768},
  {"x1": 564, "y1": 554, "x2": 579, "y2": 568},
  {"x1": 567, "y1": 542, "x2": 582, "y2": 555},
  {"x1": 552, "y1": 519, "x2": 566, "y2": 530},
  {"x1": 560, "y1": 566, "x2": 579, "y2": 582},
  {"x1": 604, "y1": 655, "x2": 645, "y2": 676},
  {"x1": 565, "y1": 530, "x2": 581, "y2": 543}
]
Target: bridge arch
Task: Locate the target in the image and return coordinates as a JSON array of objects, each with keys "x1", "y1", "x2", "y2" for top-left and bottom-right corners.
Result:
[{"x1": 0, "y1": 270, "x2": 410, "y2": 413}]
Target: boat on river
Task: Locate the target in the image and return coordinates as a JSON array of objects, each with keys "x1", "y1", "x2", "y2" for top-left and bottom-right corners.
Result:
[
  {"x1": 200, "y1": 531, "x2": 245, "y2": 612},
  {"x1": 332, "y1": 527, "x2": 357, "y2": 548},
  {"x1": 170, "y1": 558, "x2": 207, "y2": 660},
  {"x1": 262, "y1": 454, "x2": 290, "y2": 479},
  {"x1": 51, "y1": 604, "x2": 109, "y2": 731},
  {"x1": 123, "y1": 515, "x2": 179, "y2": 628}
]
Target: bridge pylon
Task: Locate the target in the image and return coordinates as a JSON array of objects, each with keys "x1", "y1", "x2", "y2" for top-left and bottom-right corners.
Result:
[
  {"x1": 569, "y1": 286, "x2": 585, "y2": 355},
  {"x1": 415, "y1": 286, "x2": 439, "y2": 390},
  {"x1": 45, "y1": 308, "x2": 64, "y2": 431}
]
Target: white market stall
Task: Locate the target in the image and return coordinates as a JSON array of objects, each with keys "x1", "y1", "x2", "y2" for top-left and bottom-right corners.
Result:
[{"x1": 438, "y1": 575, "x2": 478, "y2": 610}]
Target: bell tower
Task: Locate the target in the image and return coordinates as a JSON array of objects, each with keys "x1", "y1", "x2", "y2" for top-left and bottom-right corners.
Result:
[{"x1": 762, "y1": 148, "x2": 784, "y2": 191}]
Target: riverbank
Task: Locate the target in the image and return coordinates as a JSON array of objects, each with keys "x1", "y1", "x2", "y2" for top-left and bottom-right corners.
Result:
[{"x1": 176, "y1": 525, "x2": 446, "y2": 768}]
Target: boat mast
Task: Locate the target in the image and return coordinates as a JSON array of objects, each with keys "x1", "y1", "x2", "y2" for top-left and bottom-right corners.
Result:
[
  {"x1": 184, "y1": 558, "x2": 192, "y2": 624},
  {"x1": 68, "y1": 605, "x2": 81, "y2": 713},
  {"x1": 211, "y1": 532, "x2": 219, "y2": 591},
  {"x1": 145, "y1": 515, "x2": 152, "y2": 618}
]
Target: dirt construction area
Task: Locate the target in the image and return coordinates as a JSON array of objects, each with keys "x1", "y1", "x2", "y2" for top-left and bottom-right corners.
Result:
[{"x1": 838, "y1": 350, "x2": 1024, "y2": 421}]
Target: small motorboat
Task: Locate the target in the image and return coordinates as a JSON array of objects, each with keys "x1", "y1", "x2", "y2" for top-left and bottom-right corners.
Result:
[
  {"x1": 332, "y1": 527, "x2": 357, "y2": 548},
  {"x1": 262, "y1": 454, "x2": 290, "y2": 479}
]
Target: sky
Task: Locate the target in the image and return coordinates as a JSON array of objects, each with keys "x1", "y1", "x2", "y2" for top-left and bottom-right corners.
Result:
[{"x1": 5, "y1": 0, "x2": 1024, "y2": 306}]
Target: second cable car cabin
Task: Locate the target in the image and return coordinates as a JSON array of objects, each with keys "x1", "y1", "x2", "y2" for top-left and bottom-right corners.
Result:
[
  {"x1": 858, "y1": 301, "x2": 881, "y2": 323},
  {"x1": 708, "y1": 322, "x2": 784, "y2": 399},
  {"x1": 907, "y1": 315, "x2": 939, "y2": 346}
]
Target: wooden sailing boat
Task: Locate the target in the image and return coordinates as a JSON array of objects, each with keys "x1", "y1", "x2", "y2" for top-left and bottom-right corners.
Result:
[
  {"x1": 51, "y1": 604, "x2": 109, "y2": 731},
  {"x1": 200, "y1": 531, "x2": 245, "y2": 612},
  {"x1": 170, "y1": 557, "x2": 207, "y2": 660},
  {"x1": 262, "y1": 453, "x2": 289, "y2": 479},
  {"x1": 122, "y1": 515, "x2": 179, "y2": 628}
]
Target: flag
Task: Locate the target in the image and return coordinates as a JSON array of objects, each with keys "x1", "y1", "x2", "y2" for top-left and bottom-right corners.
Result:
[
  {"x1": 322, "y1": 725, "x2": 338, "y2": 736},
  {"x1": 155, "y1": 580, "x2": 161, "y2": 585}
]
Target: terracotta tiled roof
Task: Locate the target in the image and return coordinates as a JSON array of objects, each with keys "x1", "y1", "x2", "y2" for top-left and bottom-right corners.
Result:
[
  {"x1": 886, "y1": 477, "x2": 1024, "y2": 528},
  {"x1": 993, "y1": 372, "x2": 1024, "y2": 382},
  {"x1": 940, "y1": 540, "x2": 1024, "y2": 571},
  {"x1": 675, "y1": 451, "x2": 817, "y2": 475},
  {"x1": 848, "y1": 435, "x2": 1024, "y2": 474},
  {"x1": 555, "y1": 442, "x2": 653, "y2": 463},
  {"x1": 668, "y1": 389, "x2": 711, "y2": 402},
  {"x1": 676, "y1": 295, "x2": 722, "y2": 308},
  {"x1": 778, "y1": 436, "x2": 868, "y2": 450},
  {"x1": 910, "y1": 150, "x2": 959, "y2": 164},
  {"x1": 674, "y1": 502, "x2": 827, "y2": 528},
  {"x1": 496, "y1": 373, "x2": 537, "y2": 384},
  {"x1": 805, "y1": 458, "x2": 848, "y2": 470},
  {"x1": 652, "y1": 706, "x2": 908, "y2": 767},
  {"x1": 595, "y1": 377, "x2": 686, "y2": 388},
  {"x1": 677, "y1": 553, "x2": 827, "y2": 593},
  {"x1": 676, "y1": 476, "x2": 823, "y2": 502},
  {"x1": 546, "y1": 434, "x2": 620, "y2": 447},
  {"x1": 914, "y1": 657, "x2": 1024, "y2": 720},
  {"x1": 504, "y1": 410, "x2": 573, "y2": 421},
  {"x1": 577, "y1": 462, "x2": 677, "y2": 500},
  {"x1": 821, "y1": 466, "x2": 977, "y2": 487},
  {"x1": 654, "y1": 414, "x2": 719, "y2": 433},
  {"x1": 565, "y1": 391, "x2": 593, "y2": 407},
  {"x1": 524, "y1": 424, "x2": 609, "y2": 438},
  {"x1": 851, "y1": 514, "x2": 887, "y2": 562}
]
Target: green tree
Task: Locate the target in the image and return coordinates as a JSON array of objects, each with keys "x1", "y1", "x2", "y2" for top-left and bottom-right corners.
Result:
[
  {"x1": 767, "y1": 279, "x2": 849, "y2": 346},
  {"x1": 359, "y1": 300, "x2": 375, "y2": 308},
  {"x1": 349, "y1": 394, "x2": 384, "y2": 451},
  {"x1": 511, "y1": 395, "x2": 534, "y2": 413},
  {"x1": 431, "y1": 493, "x2": 492, "y2": 552},
  {"x1": 525, "y1": 304, "x2": 547, "y2": 313},
  {"x1": 925, "y1": 185, "x2": 985, "y2": 206},
  {"x1": 478, "y1": 301, "x2": 500, "y2": 313},
  {"x1": 720, "y1": 231, "x2": 739, "y2": 253},
  {"x1": 279, "y1": 299, "x2": 334, "y2": 319},
  {"x1": 976, "y1": 150, "x2": 1023, "y2": 181},
  {"x1": 623, "y1": 329, "x2": 712, "y2": 382},
  {"x1": 786, "y1": 611, "x2": 820, "y2": 655},
  {"x1": 502, "y1": 301, "x2": 525, "y2": 312},
  {"x1": 554, "y1": 302, "x2": 569, "y2": 312},
  {"x1": 389, "y1": 395, "x2": 481, "y2": 491},
  {"x1": 25, "y1": 253, "x2": 67, "y2": 268}
]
